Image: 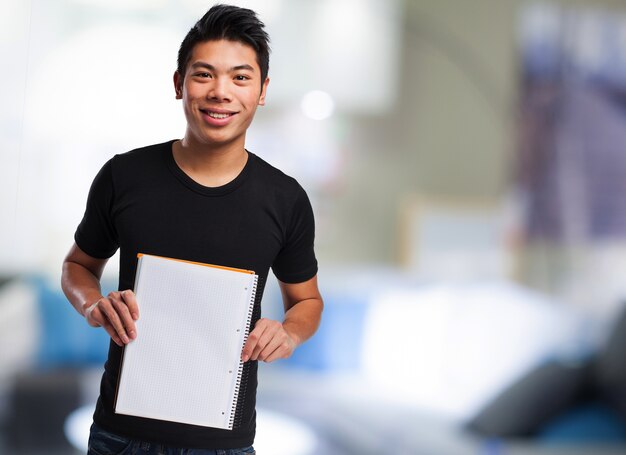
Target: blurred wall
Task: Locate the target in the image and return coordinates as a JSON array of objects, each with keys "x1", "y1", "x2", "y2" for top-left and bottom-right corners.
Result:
[
  {"x1": 318, "y1": 0, "x2": 518, "y2": 264},
  {"x1": 318, "y1": 0, "x2": 626, "y2": 270}
]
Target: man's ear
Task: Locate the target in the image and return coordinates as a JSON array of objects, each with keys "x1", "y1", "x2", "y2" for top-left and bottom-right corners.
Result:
[
  {"x1": 173, "y1": 71, "x2": 183, "y2": 99},
  {"x1": 258, "y1": 77, "x2": 270, "y2": 106}
]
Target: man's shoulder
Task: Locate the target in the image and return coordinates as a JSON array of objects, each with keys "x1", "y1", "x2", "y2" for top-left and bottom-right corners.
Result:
[
  {"x1": 250, "y1": 153, "x2": 302, "y2": 193},
  {"x1": 112, "y1": 139, "x2": 174, "y2": 166}
]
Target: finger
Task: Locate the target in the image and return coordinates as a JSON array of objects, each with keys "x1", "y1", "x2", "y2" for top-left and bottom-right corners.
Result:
[
  {"x1": 257, "y1": 335, "x2": 283, "y2": 362},
  {"x1": 85, "y1": 301, "x2": 103, "y2": 328},
  {"x1": 102, "y1": 296, "x2": 131, "y2": 344},
  {"x1": 264, "y1": 347, "x2": 287, "y2": 363},
  {"x1": 251, "y1": 327, "x2": 278, "y2": 361},
  {"x1": 111, "y1": 293, "x2": 137, "y2": 340},
  {"x1": 242, "y1": 323, "x2": 268, "y2": 362},
  {"x1": 121, "y1": 289, "x2": 139, "y2": 321},
  {"x1": 88, "y1": 304, "x2": 125, "y2": 347},
  {"x1": 261, "y1": 329, "x2": 296, "y2": 362},
  {"x1": 101, "y1": 320, "x2": 124, "y2": 347},
  {"x1": 242, "y1": 330, "x2": 261, "y2": 362}
]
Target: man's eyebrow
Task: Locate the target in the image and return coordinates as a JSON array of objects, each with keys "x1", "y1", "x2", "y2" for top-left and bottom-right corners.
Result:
[
  {"x1": 190, "y1": 62, "x2": 216, "y2": 71},
  {"x1": 190, "y1": 62, "x2": 255, "y2": 72},
  {"x1": 231, "y1": 64, "x2": 255, "y2": 72}
]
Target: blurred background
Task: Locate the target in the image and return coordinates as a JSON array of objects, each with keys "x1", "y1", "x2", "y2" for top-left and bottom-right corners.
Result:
[{"x1": 2, "y1": 0, "x2": 626, "y2": 453}]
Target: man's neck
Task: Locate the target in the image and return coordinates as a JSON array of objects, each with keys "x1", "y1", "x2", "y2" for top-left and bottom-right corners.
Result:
[{"x1": 173, "y1": 135, "x2": 248, "y2": 188}]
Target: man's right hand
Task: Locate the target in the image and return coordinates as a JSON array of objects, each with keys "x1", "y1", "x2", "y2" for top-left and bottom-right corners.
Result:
[{"x1": 84, "y1": 290, "x2": 139, "y2": 347}]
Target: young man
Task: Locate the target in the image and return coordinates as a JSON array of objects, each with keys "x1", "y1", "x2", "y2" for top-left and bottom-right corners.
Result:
[{"x1": 61, "y1": 4, "x2": 323, "y2": 454}]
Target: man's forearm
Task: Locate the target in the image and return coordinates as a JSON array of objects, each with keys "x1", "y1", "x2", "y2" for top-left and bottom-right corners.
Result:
[
  {"x1": 61, "y1": 261, "x2": 104, "y2": 317},
  {"x1": 282, "y1": 297, "x2": 323, "y2": 347}
]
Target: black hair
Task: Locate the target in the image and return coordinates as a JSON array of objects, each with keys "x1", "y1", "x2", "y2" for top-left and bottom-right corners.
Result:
[{"x1": 177, "y1": 4, "x2": 270, "y2": 87}]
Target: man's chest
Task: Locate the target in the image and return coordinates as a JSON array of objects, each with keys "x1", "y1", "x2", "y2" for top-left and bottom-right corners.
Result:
[{"x1": 113, "y1": 188, "x2": 286, "y2": 271}]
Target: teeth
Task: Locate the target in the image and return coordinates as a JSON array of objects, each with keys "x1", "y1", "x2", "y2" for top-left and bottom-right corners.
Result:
[{"x1": 207, "y1": 111, "x2": 230, "y2": 119}]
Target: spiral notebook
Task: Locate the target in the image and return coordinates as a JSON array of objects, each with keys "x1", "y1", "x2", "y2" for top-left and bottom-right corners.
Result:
[{"x1": 114, "y1": 253, "x2": 257, "y2": 430}]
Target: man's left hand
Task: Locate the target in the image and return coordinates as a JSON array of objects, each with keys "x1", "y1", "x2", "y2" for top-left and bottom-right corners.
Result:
[{"x1": 241, "y1": 318, "x2": 299, "y2": 363}]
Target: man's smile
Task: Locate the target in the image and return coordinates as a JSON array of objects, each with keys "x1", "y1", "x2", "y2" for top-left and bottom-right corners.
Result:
[
  {"x1": 199, "y1": 107, "x2": 239, "y2": 125},
  {"x1": 199, "y1": 108, "x2": 238, "y2": 118}
]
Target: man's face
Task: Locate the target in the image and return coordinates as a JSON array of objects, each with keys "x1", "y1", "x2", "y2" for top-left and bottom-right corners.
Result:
[{"x1": 174, "y1": 39, "x2": 269, "y2": 148}]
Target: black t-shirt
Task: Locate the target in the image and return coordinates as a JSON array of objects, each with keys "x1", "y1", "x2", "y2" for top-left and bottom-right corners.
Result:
[{"x1": 74, "y1": 139, "x2": 318, "y2": 449}]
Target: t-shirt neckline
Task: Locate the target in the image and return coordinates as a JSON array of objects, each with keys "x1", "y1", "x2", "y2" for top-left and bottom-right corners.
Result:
[{"x1": 163, "y1": 139, "x2": 254, "y2": 197}]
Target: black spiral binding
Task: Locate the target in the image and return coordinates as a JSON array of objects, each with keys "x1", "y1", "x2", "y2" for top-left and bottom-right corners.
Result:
[{"x1": 228, "y1": 274, "x2": 258, "y2": 429}]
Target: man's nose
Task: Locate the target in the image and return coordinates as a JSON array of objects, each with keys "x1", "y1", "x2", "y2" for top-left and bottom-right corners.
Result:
[{"x1": 208, "y1": 77, "x2": 231, "y2": 102}]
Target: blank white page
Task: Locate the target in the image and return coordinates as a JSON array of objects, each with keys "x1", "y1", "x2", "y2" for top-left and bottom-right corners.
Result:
[{"x1": 114, "y1": 254, "x2": 257, "y2": 430}]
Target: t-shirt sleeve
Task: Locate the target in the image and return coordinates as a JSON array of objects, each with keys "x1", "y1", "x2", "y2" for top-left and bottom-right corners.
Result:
[
  {"x1": 74, "y1": 159, "x2": 119, "y2": 259},
  {"x1": 272, "y1": 185, "x2": 318, "y2": 283}
]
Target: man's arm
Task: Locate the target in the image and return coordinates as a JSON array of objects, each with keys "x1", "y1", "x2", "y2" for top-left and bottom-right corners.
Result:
[
  {"x1": 241, "y1": 274, "x2": 323, "y2": 363},
  {"x1": 61, "y1": 243, "x2": 138, "y2": 346}
]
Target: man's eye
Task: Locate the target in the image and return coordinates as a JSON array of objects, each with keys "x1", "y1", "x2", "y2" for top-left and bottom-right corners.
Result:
[
  {"x1": 195, "y1": 72, "x2": 210, "y2": 78},
  {"x1": 235, "y1": 75, "x2": 250, "y2": 81}
]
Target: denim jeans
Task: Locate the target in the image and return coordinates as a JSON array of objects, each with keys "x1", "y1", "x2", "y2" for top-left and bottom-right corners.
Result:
[{"x1": 87, "y1": 423, "x2": 256, "y2": 455}]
